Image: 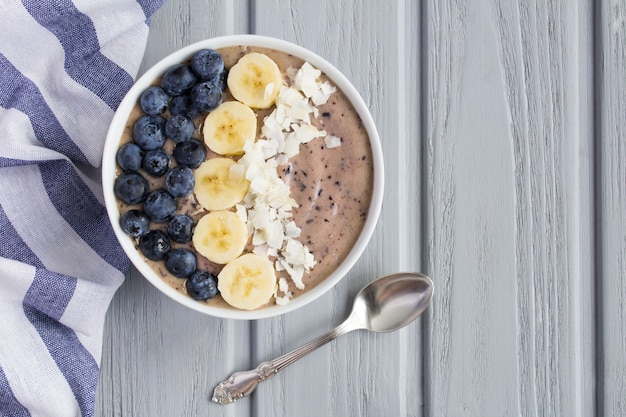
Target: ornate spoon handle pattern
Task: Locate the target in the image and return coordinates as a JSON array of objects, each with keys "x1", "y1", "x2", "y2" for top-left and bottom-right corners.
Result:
[{"x1": 212, "y1": 319, "x2": 356, "y2": 404}]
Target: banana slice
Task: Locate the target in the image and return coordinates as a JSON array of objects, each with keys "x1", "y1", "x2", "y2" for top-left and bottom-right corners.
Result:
[
  {"x1": 218, "y1": 253, "x2": 276, "y2": 310},
  {"x1": 203, "y1": 101, "x2": 256, "y2": 156},
  {"x1": 194, "y1": 157, "x2": 249, "y2": 210},
  {"x1": 192, "y1": 210, "x2": 248, "y2": 264},
  {"x1": 227, "y1": 52, "x2": 283, "y2": 109}
]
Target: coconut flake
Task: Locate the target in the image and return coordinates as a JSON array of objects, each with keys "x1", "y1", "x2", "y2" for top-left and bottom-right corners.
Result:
[
  {"x1": 294, "y1": 124, "x2": 325, "y2": 144},
  {"x1": 229, "y1": 163, "x2": 246, "y2": 181},
  {"x1": 275, "y1": 296, "x2": 290, "y2": 305},
  {"x1": 284, "y1": 221, "x2": 301, "y2": 238},
  {"x1": 264, "y1": 82, "x2": 275, "y2": 101},
  {"x1": 324, "y1": 135, "x2": 342, "y2": 148},
  {"x1": 235, "y1": 204, "x2": 247, "y2": 222},
  {"x1": 294, "y1": 62, "x2": 322, "y2": 98},
  {"x1": 278, "y1": 277, "x2": 290, "y2": 293},
  {"x1": 274, "y1": 277, "x2": 292, "y2": 305}
]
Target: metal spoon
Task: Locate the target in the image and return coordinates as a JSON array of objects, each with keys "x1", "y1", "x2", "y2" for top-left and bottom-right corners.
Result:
[{"x1": 211, "y1": 272, "x2": 434, "y2": 404}]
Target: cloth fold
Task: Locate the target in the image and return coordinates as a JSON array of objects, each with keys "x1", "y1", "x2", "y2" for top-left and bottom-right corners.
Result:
[{"x1": 0, "y1": 1, "x2": 165, "y2": 415}]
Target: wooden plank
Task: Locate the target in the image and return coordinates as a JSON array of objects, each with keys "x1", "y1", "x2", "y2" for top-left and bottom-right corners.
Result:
[
  {"x1": 250, "y1": 1, "x2": 424, "y2": 416},
  {"x1": 597, "y1": 0, "x2": 626, "y2": 414},
  {"x1": 140, "y1": 0, "x2": 249, "y2": 71},
  {"x1": 94, "y1": 269, "x2": 252, "y2": 416},
  {"x1": 94, "y1": 1, "x2": 251, "y2": 416},
  {"x1": 424, "y1": 0, "x2": 594, "y2": 415}
]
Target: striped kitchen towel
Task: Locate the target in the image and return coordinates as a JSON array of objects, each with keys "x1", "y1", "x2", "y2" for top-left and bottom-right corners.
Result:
[{"x1": 0, "y1": 1, "x2": 164, "y2": 416}]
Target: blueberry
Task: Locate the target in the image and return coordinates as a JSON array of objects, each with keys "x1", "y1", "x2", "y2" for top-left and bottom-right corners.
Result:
[
  {"x1": 142, "y1": 149, "x2": 170, "y2": 177},
  {"x1": 190, "y1": 81, "x2": 222, "y2": 112},
  {"x1": 161, "y1": 64, "x2": 198, "y2": 96},
  {"x1": 116, "y1": 143, "x2": 144, "y2": 171},
  {"x1": 133, "y1": 114, "x2": 166, "y2": 150},
  {"x1": 143, "y1": 189, "x2": 177, "y2": 223},
  {"x1": 139, "y1": 230, "x2": 171, "y2": 261},
  {"x1": 190, "y1": 49, "x2": 224, "y2": 82},
  {"x1": 166, "y1": 248, "x2": 197, "y2": 278},
  {"x1": 119, "y1": 209, "x2": 150, "y2": 237},
  {"x1": 169, "y1": 95, "x2": 201, "y2": 118},
  {"x1": 172, "y1": 138, "x2": 206, "y2": 168},
  {"x1": 165, "y1": 114, "x2": 195, "y2": 143},
  {"x1": 114, "y1": 171, "x2": 149, "y2": 205},
  {"x1": 166, "y1": 214, "x2": 194, "y2": 243},
  {"x1": 139, "y1": 85, "x2": 169, "y2": 115},
  {"x1": 169, "y1": 95, "x2": 187, "y2": 116},
  {"x1": 165, "y1": 166, "x2": 195, "y2": 197},
  {"x1": 186, "y1": 270, "x2": 218, "y2": 300}
]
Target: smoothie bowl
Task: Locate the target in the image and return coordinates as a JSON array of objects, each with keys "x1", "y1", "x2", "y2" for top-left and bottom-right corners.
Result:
[{"x1": 102, "y1": 35, "x2": 383, "y2": 319}]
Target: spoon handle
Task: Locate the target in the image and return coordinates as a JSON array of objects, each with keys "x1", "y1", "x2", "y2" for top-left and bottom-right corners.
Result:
[{"x1": 212, "y1": 318, "x2": 356, "y2": 404}]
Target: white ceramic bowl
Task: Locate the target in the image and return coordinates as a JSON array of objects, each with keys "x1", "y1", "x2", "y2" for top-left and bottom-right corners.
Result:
[{"x1": 102, "y1": 35, "x2": 384, "y2": 319}]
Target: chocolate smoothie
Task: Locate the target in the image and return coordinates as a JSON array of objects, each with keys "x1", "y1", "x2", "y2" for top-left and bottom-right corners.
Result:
[{"x1": 115, "y1": 46, "x2": 374, "y2": 309}]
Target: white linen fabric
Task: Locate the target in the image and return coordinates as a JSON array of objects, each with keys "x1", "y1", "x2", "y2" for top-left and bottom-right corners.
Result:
[{"x1": 0, "y1": 1, "x2": 164, "y2": 415}]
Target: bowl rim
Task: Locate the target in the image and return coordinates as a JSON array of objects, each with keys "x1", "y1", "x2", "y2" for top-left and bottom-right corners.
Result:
[{"x1": 102, "y1": 34, "x2": 384, "y2": 320}]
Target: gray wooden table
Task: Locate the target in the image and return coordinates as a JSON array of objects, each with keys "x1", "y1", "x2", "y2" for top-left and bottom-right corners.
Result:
[{"x1": 95, "y1": 0, "x2": 626, "y2": 415}]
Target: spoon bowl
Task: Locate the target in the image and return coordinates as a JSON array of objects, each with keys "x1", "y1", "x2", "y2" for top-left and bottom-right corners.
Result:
[
  {"x1": 352, "y1": 272, "x2": 434, "y2": 333},
  {"x1": 212, "y1": 272, "x2": 434, "y2": 404}
]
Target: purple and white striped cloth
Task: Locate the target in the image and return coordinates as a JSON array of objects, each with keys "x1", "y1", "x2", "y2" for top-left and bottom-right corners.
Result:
[{"x1": 0, "y1": 1, "x2": 164, "y2": 415}]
